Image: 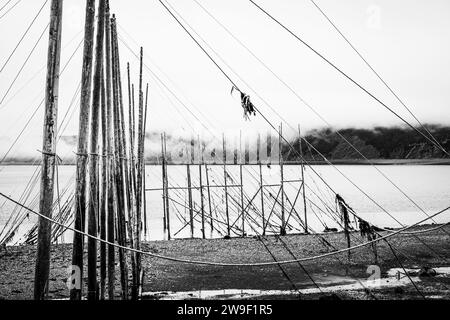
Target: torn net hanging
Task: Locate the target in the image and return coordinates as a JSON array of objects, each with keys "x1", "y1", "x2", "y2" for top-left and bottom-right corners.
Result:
[{"x1": 231, "y1": 86, "x2": 256, "y2": 120}]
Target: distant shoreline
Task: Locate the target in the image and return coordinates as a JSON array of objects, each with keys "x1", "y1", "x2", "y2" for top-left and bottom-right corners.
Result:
[{"x1": 1, "y1": 158, "x2": 450, "y2": 166}]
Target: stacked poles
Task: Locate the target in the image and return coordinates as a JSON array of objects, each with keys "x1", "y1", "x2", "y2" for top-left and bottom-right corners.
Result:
[
  {"x1": 34, "y1": 0, "x2": 64, "y2": 300},
  {"x1": 65, "y1": 1, "x2": 148, "y2": 300}
]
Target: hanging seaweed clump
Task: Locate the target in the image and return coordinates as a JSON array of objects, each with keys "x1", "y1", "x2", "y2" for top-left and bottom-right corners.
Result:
[
  {"x1": 358, "y1": 218, "x2": 379, "y2": 264},
  {"x1": 231, "y1": 86, "x2": 256, "y2": 120},
  {"x1": 336, "y1": 194, "x2": 352, "y2": 262}
]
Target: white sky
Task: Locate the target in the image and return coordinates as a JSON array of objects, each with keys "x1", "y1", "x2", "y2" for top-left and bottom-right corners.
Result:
[{"x1": 0, "y1": 0, "x2": 449, "y2": 157}]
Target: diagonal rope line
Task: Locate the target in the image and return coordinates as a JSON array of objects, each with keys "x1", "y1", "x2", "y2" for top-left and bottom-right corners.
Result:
[
  {"x1": 0, "y1": 0, "x2": 48, "y2": 73},
  {"x1": 0, "y1": 0, "x2": 20, "y2": 20},
  {"x1": 0, "y1": 22, "x2": 49, "y2": 105},
  {"x1": 308, "y1": 0, "x2": 445, "y2": 152},
  {"x1": 247, "y1": 0, "x2": 449, "y2": 157},
  {"x1": 190, "y1": 0, "x2": 445, "y2": 230}
]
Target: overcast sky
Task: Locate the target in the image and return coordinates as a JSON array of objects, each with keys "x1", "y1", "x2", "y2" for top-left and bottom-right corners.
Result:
[{"x1": 0, "y1": 0, "x2": 449, "y2": 157}]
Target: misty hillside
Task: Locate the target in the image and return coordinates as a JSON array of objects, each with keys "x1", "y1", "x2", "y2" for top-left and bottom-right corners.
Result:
[{"x1": 286, "y1": 125, "x2": 450, "y2": 161}]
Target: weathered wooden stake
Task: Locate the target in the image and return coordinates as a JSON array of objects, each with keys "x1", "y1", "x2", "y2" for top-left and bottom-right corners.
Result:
[
  {"x1": 239, "y1": 131, "x2": 245, "y2": 237},
  {"x1": 104, "y1": 1, "x2": 115, "y2": 300},
  {"x1": 186, "y1": 163, "x2": 194, "y2": 238},
  {"x1": 99, "y1": 54, "x2": 107, "y2": 301},
  {"x1": 223, "y1": 134, "x2": 230, "y2": 236},
  {"x1": 87, "y1": 0, "x2": 106, "y2": 301},
  {"x1": 298, "y1": 124, "x2": 308, "y2": 233},
  {"x1": 163, "y1": 133, "x2": 171, "y2": 239},
  {"x1": 204, "y1": 162, "x2": 213, "y2": 234},
  {"x1": 142, "y1": 83, "x2": 149, "y2": 241},
  {"x1": 111, "y1": 16, "x2": 129, "y2": 299},
  {"x1": 258, "y1": 134, "x2": 265, "y2": 235},
  {"x1": 198, "y1": 137, "x2": 205, "y2": 239},
  {"x1": 34, "y1": 0, "x2": 63, "y2": 301},
  {"x1": 70, "y1": 0, "x2": 95, "y2": 301},
  {"x1": 279, "y1": 124, "x2": 286, "y2": 236}
]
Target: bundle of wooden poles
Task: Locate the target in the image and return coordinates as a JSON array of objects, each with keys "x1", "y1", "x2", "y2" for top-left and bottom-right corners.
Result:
[{"x1": 61, "y1": 0, "x2": 148, "y2": 301}]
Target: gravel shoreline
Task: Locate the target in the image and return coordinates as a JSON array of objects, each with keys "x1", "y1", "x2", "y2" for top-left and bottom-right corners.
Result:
[{"x1": 1, "y1": 225, "x2": 449, "y2": 300}]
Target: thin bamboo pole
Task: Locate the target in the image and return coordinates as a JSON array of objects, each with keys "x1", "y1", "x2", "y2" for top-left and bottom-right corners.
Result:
[
  {"x1": 258, "y1": 134, "x2": 265, "y2": 235},
  {"x1": 279, "y1": 124, "x2": 286, "y2": 236},
  {"x1": 104, "y1": 1, "x2": 115, "y2": 300},
  {"x1": 223, "y1": 134, "x2": 230, "y2": 236},
  {"x1": 99, "y1": 56, "x2": 107, "y2": 301},
  {"x1": 134, "y1": 47, "x2": 145, "y2": 299},
  {"x1": 164, "y1": 133, "x2": 171, "y2": 240},
  {"x1": 111, "y1": 16, "x2": 129, "y2": 299},
  {"x1": 204, "y1": 162, "x2": 213, "y2": 235},
  {"x1": 34, "y1": 0, "x2": 63, "y2": 301},
  {"x1": 198, "y1": 141, "x2": 206, "y2": 239},
  {"x1": 70, "y1": 0, "x2": 95, "y2": 301},
  {"x1": 87, "y1": 0, "x2": 106, "y2": 301},
  {"x1": 187, "y1": 145, "x2": 194, "y2": 238},
  {"x1": 161, "y1": 134, "x2": 167, "y2": 239},
  {"x1": 239, "y1": 131, "x2": 245, "y2": 237},
  {"x1": 298, "y1": 124, "x2": 308, "y2": 233},
  {"x1": 142, "y1": 84, "x2": 149, "y2": 241}
]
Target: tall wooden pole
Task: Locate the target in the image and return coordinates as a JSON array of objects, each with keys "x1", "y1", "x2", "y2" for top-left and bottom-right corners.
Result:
[
  {"x1": 198, "y1": 137, "x2": 205, "y2": 239},
  {"x1": 298, "y1": 124, "x2": 308, "y2": 233},
  {"x1": 99, "y1": 61, "x2": 107, "y2": 301},
  {"x1": 163, "y1": 133, "x2": 171, "y2": 240},
  {"x1": 142, "y1": 83, "x2": 149, "y2": 240},
  {"x1": 279, "y1": 124, "x2": 286, "y2": 236},
  {"x1": 204, "y1": 162, "x2": 213, "y2": 234},
  {"x1": 104, "y1": 1, "x2": 115, "y2": 300},
  {"x1": 70, "y1": 0, "x2": 95, "y2": 301},
  {"x1": 186, "y1": 145, "x2": 194, "y2": 238},
  {"x1": 134, "y1": 47, "x2": 145, "y2": 299},
  {"x1": 87, "y1": 0, "x2": 106, "y2": 301},
  {"x1": 258, "y1": 134, "x2": 265, "y2": 235},
  {"x1": 223, "y1": 134, "x2": 230, "y2": 236},
  {"x1": 34, "y1": 0, "x2": 63, "y2": 300},
  {"x1": 111, "y1": 15, "x2": 129, "y2": 299},
  {"x1": 161, "y1": 134, "x2": 167, "y2": 239},
  {"x1": 239, "y1": 131, "x2": 245, "y2": 237}
]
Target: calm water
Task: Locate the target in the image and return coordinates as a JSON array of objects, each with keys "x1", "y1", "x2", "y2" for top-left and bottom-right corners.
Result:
[{"x1": 1, "y1": 164, "x2": 449, "y2": 243}]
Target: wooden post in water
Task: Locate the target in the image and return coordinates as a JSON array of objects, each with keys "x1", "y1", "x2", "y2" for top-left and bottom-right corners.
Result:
[
  {"x1": 223, "y1": 134, "x2": 230, "y2": 236},
  {"x1": 258, "y1": 133, "x2": 265, "y2": 236},
  {"x1": 279, "y1": 124, "x2": 286, "y2": 236},
  {"x1": 163, "y1": 133, "x2": 171, "y2": 240},
  {"x1": 87, "y1": 0, "x2": 106, "y2": 301},
  {"x1": 104, "y1": 1, "x2": 116, "y2": 300},
  {"x1": 298, "y1": 124, "x2": 308, "y2": 233},
  {"x1": 239, "y1": 131, "x2": 245, "y2": 237},
  {"x1": 71, "y1": 0, "x2": 95, "y2": 301},
  {"x1": 34, "y1": 0, "x2": 63, "y2": 300},
  {"x1": 142, "y1": 84, "x2": 149, "y2": 241},
  {"x1": 161, "y1": 134, "x2": 167, "y2": 239},
  {"x1": 198, "y1": 136, "x2": 206, "y2": 239},
  {"x1": 204, "y1": 162, "x2": 213, "y2": 234},
  {"x1": 186, "y1": 150, "x2": 194, "y2": 238}
]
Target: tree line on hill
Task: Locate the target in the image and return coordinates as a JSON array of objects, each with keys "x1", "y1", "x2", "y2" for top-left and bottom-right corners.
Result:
[{"x1": 285, "y1": 125, "x2": 450, "y2": 160}]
